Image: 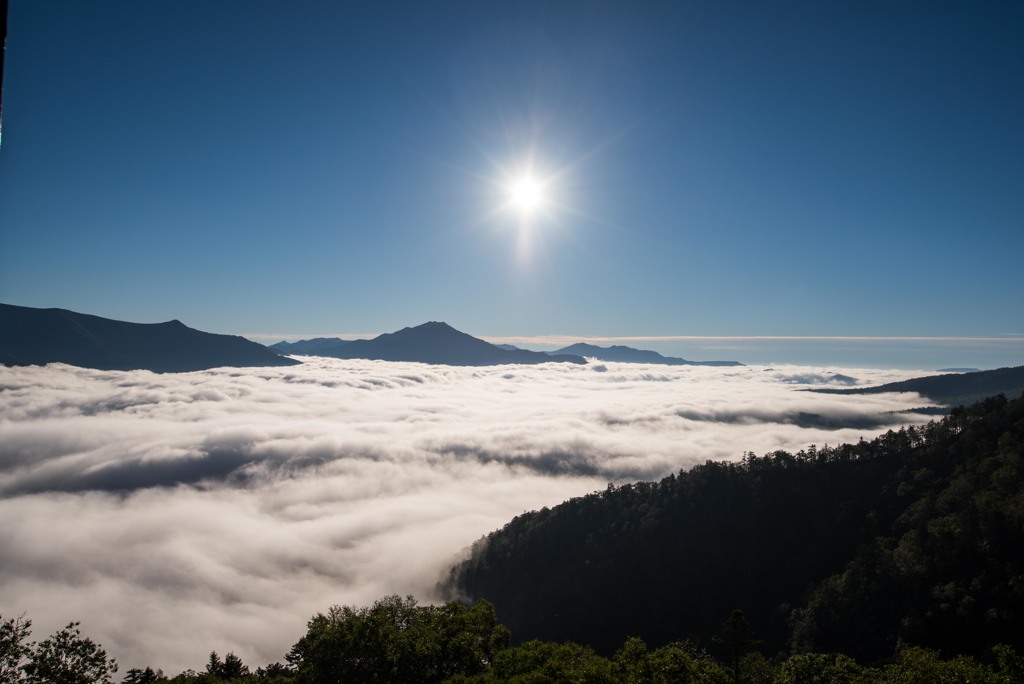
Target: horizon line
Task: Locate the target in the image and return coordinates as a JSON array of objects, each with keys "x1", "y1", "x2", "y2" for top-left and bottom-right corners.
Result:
[{"x1": 240, "y1": 331, "x2": 1024, "y2": 345}]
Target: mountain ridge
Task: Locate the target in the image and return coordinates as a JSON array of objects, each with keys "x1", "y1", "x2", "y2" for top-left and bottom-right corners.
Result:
[
  {"x1": 0, "y1": 303, "x2": 300, "y2": 372},
  {"x1": 810, "y1": 365, "x2": 1024, "y2": 406},
  {"x1": 550, "y1": 342, "x2": 743, "y2": 366},
  {"x1": 270, "y1": 337, "x2": 349, "y2": 356},
  {"x1": 273, "y1": 321, "x2": 586, "y2": 366}
]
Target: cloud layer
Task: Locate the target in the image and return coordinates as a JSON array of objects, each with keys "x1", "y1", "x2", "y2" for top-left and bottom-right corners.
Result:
[{"x1": 0, "y1": 359, "x2": 931, "y2": 672}]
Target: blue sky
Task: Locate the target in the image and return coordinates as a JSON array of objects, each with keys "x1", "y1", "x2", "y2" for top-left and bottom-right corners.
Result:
[{"x1": 1, "y1": 1, "x2": 1022, "y2": 363}]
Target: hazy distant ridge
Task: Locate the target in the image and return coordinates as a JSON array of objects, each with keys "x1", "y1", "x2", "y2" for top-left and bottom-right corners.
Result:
[
  {"x1": 270, "y1": 337, "x2": 349, "y2": 356},
  {"x1": 273, "y1": 322, "x2": 586, "y2": 366},
  {"x1": 0, "y1": 303, "x2": 300, "y2": 372},
  {"x1": 811, "y1": 365, "x2": 1024, "y2": 406},
  {"x1": 550, "y1": 342, "x2": 743, "y2": 366}
]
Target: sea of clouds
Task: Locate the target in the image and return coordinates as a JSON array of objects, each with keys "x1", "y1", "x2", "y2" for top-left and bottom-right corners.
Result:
[{"x1": 0, "y1": 358, "x2": 935, "y2": 672}]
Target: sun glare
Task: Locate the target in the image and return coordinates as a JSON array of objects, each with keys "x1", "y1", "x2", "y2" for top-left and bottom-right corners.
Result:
[{"x1": 509, "y1": 176, "x2": 545, "y2": 213}]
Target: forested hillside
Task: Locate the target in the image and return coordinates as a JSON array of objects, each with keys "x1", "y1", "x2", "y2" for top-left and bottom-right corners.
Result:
[{"x1": 443, "y1": 393, "x2": 1024, "y2": 662}]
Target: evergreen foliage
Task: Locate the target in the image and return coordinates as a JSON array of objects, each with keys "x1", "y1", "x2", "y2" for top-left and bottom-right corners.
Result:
[
  {"x1": 206, "y1": 652, "x2": 250, "y2": 680},
  {"x1": 444, "y1": 393, "x2": 1024, "y2": 661},
  {"x1": 7, "y1": 609, "x2": 1024, "y2": 683}
]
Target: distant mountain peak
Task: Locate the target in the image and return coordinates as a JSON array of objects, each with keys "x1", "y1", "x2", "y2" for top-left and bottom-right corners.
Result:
[
  {"x1": 551, "y1": 342, "x2": 742, "y2": 367},
  {"x1": 273, "y1": 322, "x2": 585, "y2": 366},
  {"x1": 0, "y1": 303, "x2": 300, "y2": 372},
  {"x1": 398, "y1": 321, "x2": 459, "y2": 334}
]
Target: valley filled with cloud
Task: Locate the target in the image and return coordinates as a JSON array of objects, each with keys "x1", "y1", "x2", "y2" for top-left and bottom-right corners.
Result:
[{"x1": 0, "y1": 359, "x2": 935, "y2": 672}]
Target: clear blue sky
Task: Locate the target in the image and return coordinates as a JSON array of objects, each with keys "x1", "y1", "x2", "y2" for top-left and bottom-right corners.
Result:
[{"x1": 1, "y1": 1, "x2": 1022, "y2": 344}]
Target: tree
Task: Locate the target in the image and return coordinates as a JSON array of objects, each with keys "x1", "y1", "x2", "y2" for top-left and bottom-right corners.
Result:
[
  {"x1": 288, "y1": 595, "x2": 509, "y2": 684},
  {"x1": 881, "y1": 646, "x2": 1002, "y2": 684},
  {"x1": 482, "y1": 639, "x2": 616, "y2": 683},
  {"x1": 205, "y1": 652, "x2": 249, "y2": 681},
  {"x1": 612, "y1": 637, "x2": 732, "y2": 684},
  {"x1": 206, "y1": 652, "x2": 223, "y2": 679},
  {"x1": 254, "y1": 661, "x2": 293, "y2": 680},
  {"x1": 992, "y1": 644, "x2": 1024, "y2": 682},
  {"x1": 1, "y1": 614, "x2": 33, "y2": 683},
  {"x1": 23, "y1": 622, "x2": 117, "y2": 684},
  {"x1": 122, "y1": 666, "x2": 163, "y2": 683},
  {"x1": 220, "y1": 653, "x2": 249, "y2": 680},
  {"x1": 713, "y1": 610, "x2": 755, "y2": 684},
  {"x1": 614, "y1": 636, "x2": 653, "y2": 683},
  {"x1": 775, "y1": 653, "x2": 861, "y2": 684}
]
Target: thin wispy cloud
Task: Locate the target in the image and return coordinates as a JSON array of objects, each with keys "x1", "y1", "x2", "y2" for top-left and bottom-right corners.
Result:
[
  {"x1": 241, "y1": 333, "x2": 1024, "y2": 345},
  {"x1": 0, "y1": 360, "x2": 934, "y2": 672},
  {"x1": 238, "y1": 333, "x2": 1024, "y2": 371},
  {"x1": 482, "y1": 334, "x2": 1024, "y2": 345},
  {"x1": 239, "y1": 332, "x2": 385, "y2": 342}
]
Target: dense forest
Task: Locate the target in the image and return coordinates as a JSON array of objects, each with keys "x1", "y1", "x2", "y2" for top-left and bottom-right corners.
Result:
[
  {"x1": 443, "y1": 392, "x2": 1024, "y2": 662},
  {"x1": 5, "y1": 597, "x2": 1024, "y2": 683}
]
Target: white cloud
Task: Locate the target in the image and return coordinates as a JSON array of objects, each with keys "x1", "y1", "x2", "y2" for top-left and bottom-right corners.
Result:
[{"x1": 0, "y1": 360, "x2": 932, "y2": 672}]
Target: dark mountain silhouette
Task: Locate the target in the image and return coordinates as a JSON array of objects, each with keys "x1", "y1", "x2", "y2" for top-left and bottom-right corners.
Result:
[
  {"x1": 494, "y1": 343, "x2": 522, "y2": 351},
  {"x1": 270, "y1": 337, "x2": 349, "y2": 356},
  {"x1": 812, "y1": 365, "x2": 1024, "y2": 406},
  {"x1": 550, "y1": 342, "x2": 742, "y2": 367},
  {"x1": 0, "y1": 303, "x2": 300, "y2": 372},
  {"x1": 276, "y1": 322, "x2": 586, "y2": 366}
]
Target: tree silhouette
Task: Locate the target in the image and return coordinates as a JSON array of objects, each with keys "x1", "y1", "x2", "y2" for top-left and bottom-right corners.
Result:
[
  {"x1": 714, "y1": 610, "x2": 755, "y2": 684},
  {"x1": 206, "y1": 651, "x2": 249, "y2": 680},
  {"x1": 23, "y1": 622, "x2": 117, "y2": 684},
  {"x1": 0, "y1": 614, "x2": 33, "y2": 682},
  {"x1": 122, "y1": 666, "x2": 162, "y2": 683}
]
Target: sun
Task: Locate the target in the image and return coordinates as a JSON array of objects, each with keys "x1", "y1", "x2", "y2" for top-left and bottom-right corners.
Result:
[{"x1": 508, "y1": 176, "x2": 545, "y2": 214}]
